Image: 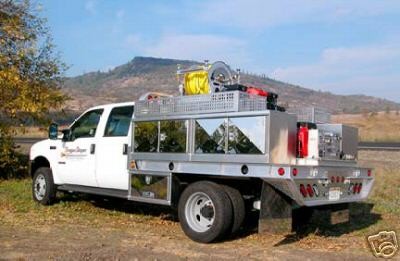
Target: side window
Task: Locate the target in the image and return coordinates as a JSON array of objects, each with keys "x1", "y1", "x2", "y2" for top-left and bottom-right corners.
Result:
[
  {"x1": 70, "y1": 109, "x2": 103, "y2": 140},
  {"x1": 104, "y1": 106, "x2": 134, "y2": 137}
]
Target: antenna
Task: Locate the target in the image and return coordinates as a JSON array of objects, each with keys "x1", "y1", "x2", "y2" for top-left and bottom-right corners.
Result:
[{"x1": 236, "y1": 68, "x2": 241, "y2": 84}]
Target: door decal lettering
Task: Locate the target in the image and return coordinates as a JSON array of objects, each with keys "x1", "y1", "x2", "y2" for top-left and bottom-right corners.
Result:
[{"x1": 61, "y1": 146, "x2": 88, "y2": 157}]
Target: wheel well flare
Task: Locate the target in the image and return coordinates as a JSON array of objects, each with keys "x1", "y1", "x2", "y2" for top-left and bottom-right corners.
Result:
[{"x1": 31, "y1": 156, "x2": 50, "y2": 177}]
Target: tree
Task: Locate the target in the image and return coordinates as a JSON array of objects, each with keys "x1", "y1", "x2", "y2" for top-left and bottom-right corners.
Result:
[{"x1": 0, "y1": 0, "x2": 69, "y2": 177}]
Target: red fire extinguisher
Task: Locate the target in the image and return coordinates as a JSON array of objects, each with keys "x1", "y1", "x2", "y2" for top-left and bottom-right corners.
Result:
[{"x1": 297, "y1": 126, "x2": 309, "y2": 158}]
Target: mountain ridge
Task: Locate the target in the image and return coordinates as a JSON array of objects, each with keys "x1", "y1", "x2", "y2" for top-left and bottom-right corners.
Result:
[{"x1": 63, "y1": 56, "x2": 400, "y2": 113}]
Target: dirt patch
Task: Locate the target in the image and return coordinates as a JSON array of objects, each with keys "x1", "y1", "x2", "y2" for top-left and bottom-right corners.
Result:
[{"x1": 0, "y1": 221, "x2": 376, "y2": 260}]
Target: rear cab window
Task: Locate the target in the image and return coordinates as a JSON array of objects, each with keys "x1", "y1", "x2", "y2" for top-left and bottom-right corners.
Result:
[{"x1": 104, "y1": 106, "x2": 134, "y2": 137}]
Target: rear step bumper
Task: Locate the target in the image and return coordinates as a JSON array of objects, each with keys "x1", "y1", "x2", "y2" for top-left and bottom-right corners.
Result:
[{"x1": 265, "y1": 165, "x2": 374, "y2": 207}]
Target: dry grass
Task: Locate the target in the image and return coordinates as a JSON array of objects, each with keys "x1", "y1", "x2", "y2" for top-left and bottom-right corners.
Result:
[
  {"x1": 333, "y1": 111, "x2": 400, "y2": 142},
  {"x1": 0, "y1": 151, "x2": 399, "y2": 259},
  {"x1": 358, "y1": 150, "x2": 400, "y2": 216},
  {"x1": 11, "y1": 126, "x2": 47, "y2": 138}
]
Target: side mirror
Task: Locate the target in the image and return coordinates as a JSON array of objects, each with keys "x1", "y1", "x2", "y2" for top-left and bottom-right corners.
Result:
[
  {"x1": 61, "y1": 129, "x2": 71, "y2": 142},
  {"x1": 48, "y1": 123, "x2": 59, "y2": 140}
]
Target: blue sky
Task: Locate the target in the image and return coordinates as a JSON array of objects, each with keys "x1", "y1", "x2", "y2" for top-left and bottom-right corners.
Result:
[{"x1": 40, "y1": 0, "x2": 400, "y2": 102}]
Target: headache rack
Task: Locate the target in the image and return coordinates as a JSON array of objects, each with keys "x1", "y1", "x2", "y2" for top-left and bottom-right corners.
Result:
[
  {"x1": 134, "y1": 91, "x2": 269, "y2": 118},
  {"x1": 288, "y1": 107, "x2": 331, "y2": 124}
]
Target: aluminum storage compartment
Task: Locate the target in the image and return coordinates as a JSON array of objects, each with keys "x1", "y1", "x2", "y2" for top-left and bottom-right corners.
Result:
[
  {"x1": 317, "y1": 124, "x2": 358, "y2": 160},
  {"x1": 131, "y1": 110, "x2": 297, "y2": 166}
]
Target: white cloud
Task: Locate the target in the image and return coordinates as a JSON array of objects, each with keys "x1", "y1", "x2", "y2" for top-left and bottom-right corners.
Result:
[
  {"x1": 143, "y1": 34, "x2": 249, "y2": 68},
  {"x1": 271, "y1": 43, "x2": 400, "y2": 100},
  {"x1": 194, "y1": 0, "x2": 400, "y2": 29},
  {"x1": 84, "y1": 0, "x2": 96, "y2": 15},
  {"x1": 116, "y1": 9, "x2": 125, "y2": 20}
]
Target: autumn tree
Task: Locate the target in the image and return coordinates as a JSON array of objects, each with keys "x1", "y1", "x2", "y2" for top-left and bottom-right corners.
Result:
[{"x1": 0, "y1": 0, "x2": 68, "y2": 177}]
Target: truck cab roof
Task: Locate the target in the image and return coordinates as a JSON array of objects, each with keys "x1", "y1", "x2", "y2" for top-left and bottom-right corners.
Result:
[{"x1": 87, "y1": 101, "x2": 135, "y2": 112}]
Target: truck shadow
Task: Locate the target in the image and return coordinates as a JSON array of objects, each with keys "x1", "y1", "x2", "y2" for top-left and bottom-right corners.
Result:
[
  {"x1": 56, "y1": 193, "x2": 380, "y2": 243},
  {"x1": 274, "y1": 203, "x2": 381, "y2": 246},
  {"x1": 58, "y1": 192, "x2": 178, "y2": 221}
]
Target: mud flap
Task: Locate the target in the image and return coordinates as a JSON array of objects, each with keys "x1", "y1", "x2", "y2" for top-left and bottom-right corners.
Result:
[
  {"x1": 258, "y1": 182, "x2": 294, "y2": 234},
  {"x1": 258, "y1": 182, "x2": 350, "y2": 234}
]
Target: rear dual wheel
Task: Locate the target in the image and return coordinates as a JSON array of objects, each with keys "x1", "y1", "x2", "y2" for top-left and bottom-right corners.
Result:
[{"x1": 178, "y1": 181, "x2": 245, "y2": 243}]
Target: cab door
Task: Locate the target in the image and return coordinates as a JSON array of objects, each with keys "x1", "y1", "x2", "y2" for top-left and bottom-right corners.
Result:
[
  {"x1": 95, "y1": 105, "x2": 134, "y2": 190},
  {"x1": 57, "y1": 109, "x2": 103, "y2": 187}
]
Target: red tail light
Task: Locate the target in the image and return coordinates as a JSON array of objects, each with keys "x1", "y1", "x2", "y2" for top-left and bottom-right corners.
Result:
[
  {"x1": 300, "y1": 184, "x2": 307, "y2": 197},
  {"x1": 292, "y1": 168, "x2": 298, "y2": 176},
  {"x1": 353, "y1": 183, "x2": 358, "y2": 194},
  {"x1": 357, "y1": 183, "x2": 362, "y2": 193},
  {"x1": 306, "y1": 184, "x2": 314, "y2": 197},
  {"x1": 331, "y1": 176, "x2": 335, "y2": 183},
  {"x1": 278, "y1": 167, "x2": 285, "y2": 176},
  {"x1": 341, "y1": 176, "x2": 345, "y2": 183},
  {"x1": 336, "y1": 176, "x2": 340, "y2": 183},
  {"x1": 368, "y1": 169, "x2": 372, "y2": 177}
]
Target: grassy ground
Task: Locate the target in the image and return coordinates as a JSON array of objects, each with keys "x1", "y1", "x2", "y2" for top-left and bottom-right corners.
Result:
[
  {"x1": 333, "y1": 111, "x2": 400, "y2": 142},
  {"x1": 0, "y1": 151, "x2": 399, "y2": 259}
]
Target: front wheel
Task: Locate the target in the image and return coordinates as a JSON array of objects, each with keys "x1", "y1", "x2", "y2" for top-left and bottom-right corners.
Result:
[
  {"x1": 32, "y1": 167, "x2": 57, "y2": 205},
  {"x1": 178, "y1": 181, "x2": 233, "y2": 243}
]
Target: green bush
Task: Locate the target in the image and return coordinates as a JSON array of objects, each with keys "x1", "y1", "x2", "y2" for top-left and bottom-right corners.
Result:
[{"x1": 0, "y1": 127, "x2": 28, "y2": 179}]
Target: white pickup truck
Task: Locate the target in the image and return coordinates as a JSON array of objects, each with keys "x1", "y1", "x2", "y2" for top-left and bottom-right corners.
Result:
[
  {"x1": 29, "y1": 62, "x2": 373, "y2": 243},
  {"x1": 29, "y1": 94, "x2": 374, "y2": 243}
]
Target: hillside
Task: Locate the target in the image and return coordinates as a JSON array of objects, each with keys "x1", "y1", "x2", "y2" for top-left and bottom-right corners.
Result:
[
  {"x1": 63, "y1": 57, "x2": 400, "y2": 113},
  {"x1": 333, "y1": 111, "x2": 400, "y2": 142}
]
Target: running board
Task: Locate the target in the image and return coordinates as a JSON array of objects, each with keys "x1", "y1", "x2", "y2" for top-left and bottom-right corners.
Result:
[{"x1": 57, "y1": 184, "x2": 129, "y2": 199}]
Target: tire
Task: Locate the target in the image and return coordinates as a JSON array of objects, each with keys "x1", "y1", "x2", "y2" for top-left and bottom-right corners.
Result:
[
  {"x1": 222, "y1": 185, "x2": 245, "y2": 236},
  {"x1": 178, "y1": 181, "x2": 233, "y2": 243},
  {"x1": 32, "y1": 167, "x2": 57, "y2": 205}
]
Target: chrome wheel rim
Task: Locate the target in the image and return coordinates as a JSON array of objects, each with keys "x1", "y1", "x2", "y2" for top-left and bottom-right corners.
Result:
[
  {"x1": 185, "y1": 192, "x2": 215, "y2": 233},
  {"x1": 34, "y1": 174, "x2": 46, "y2": 200}
]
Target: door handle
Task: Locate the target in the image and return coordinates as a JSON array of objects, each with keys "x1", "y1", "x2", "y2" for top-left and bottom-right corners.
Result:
[
  {"x1": 90, "y1": 144, "x2": 96, "y2": 154},
  {"x1": 123, "y1": 144, "x2": 128, "y2": 155}
]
